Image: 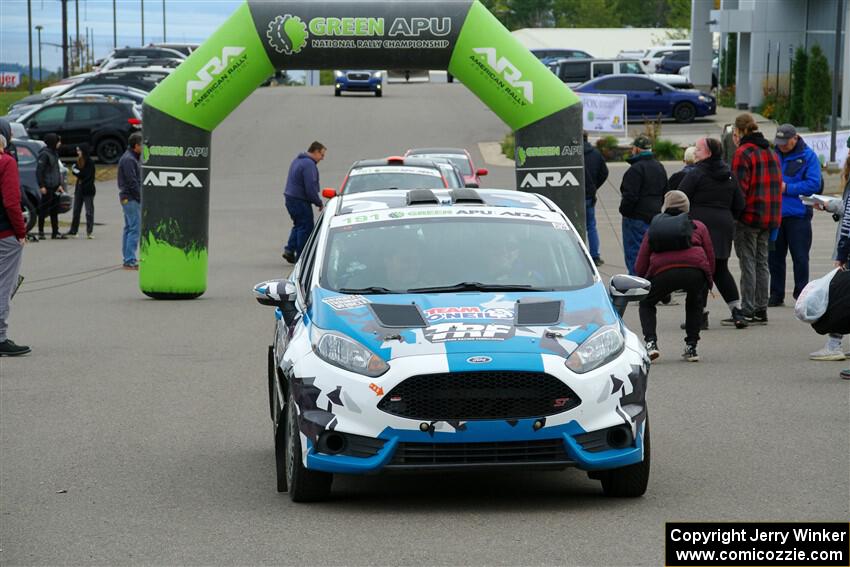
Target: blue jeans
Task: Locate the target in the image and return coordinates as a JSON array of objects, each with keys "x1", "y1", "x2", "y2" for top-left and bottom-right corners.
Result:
[
  {"x1": 586, "y1": 198, "x2": 600, "y2": 260},
  {"x1": 122, "y1": 199, "x2": 141, "y2": 266},
  {"x1": 285, "y1": 197, "x2": 315, "y2": 257},
  {"x1": 622, "y1": 217, "x2": 649, "y2": 276},
  {"x1": 768, "y1": 215, "x2": 812, "y2": 300}
]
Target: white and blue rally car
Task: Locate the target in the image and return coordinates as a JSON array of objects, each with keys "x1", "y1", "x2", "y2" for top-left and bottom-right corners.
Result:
[{"x1": 254, "y1": 188, "x2": 652, "y2": 501}]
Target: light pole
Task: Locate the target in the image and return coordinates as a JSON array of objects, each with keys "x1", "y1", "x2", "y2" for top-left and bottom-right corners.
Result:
[
  {"x1": 35, "y1": 25, "x2": 43, "y2": 83},
  {"x1": 162, "y1": 0, "x2": 166, "y2": 43},
  {"x1": 75, "y1": 0, "x2": 80, "y2": 72},
  {"x1": 112, "y1": 0, "x2": 117, "y2": 48},
  {"x1": 27, "y1": 0, "x2": 33, "y2": 93},
  {"x1": 61, "y1": 0, "x2": 68, "y2": 77},
  {"x1": 141, "y1": 0, "x2": 145, "y2": 45}
]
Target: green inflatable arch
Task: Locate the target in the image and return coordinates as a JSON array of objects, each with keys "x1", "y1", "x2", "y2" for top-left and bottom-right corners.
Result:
[{"x1": 141, "y1": 0, "x2": 585, "y2": 299}]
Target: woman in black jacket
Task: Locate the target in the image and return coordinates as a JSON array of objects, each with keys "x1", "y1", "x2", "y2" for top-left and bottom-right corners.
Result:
[
  {"x1": 679, "y1": 137, "x2": 747, "y2": 328},
  {"x1": 36, "y1": 133, "x2": 66, "y2": 239},
  {"x1": 67, "y1": 146, "x2": 96, "y2": 238}
]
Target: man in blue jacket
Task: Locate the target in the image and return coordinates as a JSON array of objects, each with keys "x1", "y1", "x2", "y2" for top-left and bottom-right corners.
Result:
[
  {"x1": 282, "y1": 141, "x2": 326, "y2": 264},
  {"x1": 768, "y1": 124, "x2": 822, "y2": 305}
]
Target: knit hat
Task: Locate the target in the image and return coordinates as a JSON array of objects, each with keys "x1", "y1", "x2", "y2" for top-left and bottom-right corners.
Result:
[
  {"x1": 662, "y1": 190, "x2": 690, "y2": 213},
  {"x1": 683, "y1": 146, "x2": 697, "y2": 164},
  {"x1": 632, "y1": 134, "x2": 652, "y2": 150}
]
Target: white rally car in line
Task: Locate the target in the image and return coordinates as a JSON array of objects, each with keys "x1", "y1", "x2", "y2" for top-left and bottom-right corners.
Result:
[{"x1": 254, "y1": 188, "x2": 652, "y2": 501}]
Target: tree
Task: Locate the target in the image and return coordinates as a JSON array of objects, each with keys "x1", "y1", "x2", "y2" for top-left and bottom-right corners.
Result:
[
  {"x1": 719, "y1": 33, "x2": 737, "y2": 87},
  {"x1": 553, "y1": 0, "x2": 620, "y2": 27},
  {"x1": 666, "y1": 0, "x2": 691, "y2": 29},
  {"x1": 803, "y1": 44, "x2": 831, "y2": 131},
  {"x1": 789, "y1": 45, "x2": 808, "y2": 126}
]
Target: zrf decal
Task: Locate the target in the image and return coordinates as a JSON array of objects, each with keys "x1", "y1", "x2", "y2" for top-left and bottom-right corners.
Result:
[{"x1": 424, "y1": 323, "x2": 514, "y2": 343}]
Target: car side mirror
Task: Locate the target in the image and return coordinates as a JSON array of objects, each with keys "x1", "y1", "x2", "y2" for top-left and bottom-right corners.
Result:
[
  {"x1": 254, "y1": 279, "x2": 298, "y2": 325},
  {"x1": 28, "y1": 120, "x2": 37, "y2": 128},
  {"x1": 322, "y1": 187, "x2": 337, "y2": 198},
  {"x1": 609, "y1": 274, "x2": 651, "y2": 316},
  {"x1": 654, "y1": 86, "x2": 663, "y2": 94},
  {"x1": 477, "y1": 168, "x2": 489, "y2": 176}
]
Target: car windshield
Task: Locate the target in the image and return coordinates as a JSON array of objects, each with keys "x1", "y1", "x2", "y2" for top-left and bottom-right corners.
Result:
[
  {"x1": 343, "y1": 168, "x2": 445, "y2": 193},
  {"x1": 322, "y1": 217, "x2": 594, "y2": 293},
  {"x1": 412, "y1": 153, "x2": 472, "y2": 175}
]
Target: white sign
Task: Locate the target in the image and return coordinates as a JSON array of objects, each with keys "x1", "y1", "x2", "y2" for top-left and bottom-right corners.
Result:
[
  {"x1": 0, "y1": 72, "x2": 21, "y2": 88},
  {"x1": 577, "y1": 93, "x2": 627, "y2": 135},
  {"x1": 803, "y1": 129, "x2": 850, "y2": 169}
]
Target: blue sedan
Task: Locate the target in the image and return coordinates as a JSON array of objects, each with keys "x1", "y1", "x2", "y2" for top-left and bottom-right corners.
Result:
[{"x1": 575, "y1": 75, "x2": 715, "y2": 123}]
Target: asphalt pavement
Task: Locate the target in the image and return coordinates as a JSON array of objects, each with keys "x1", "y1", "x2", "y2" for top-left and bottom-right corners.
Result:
[{"x1": 1, "y1": 83, "x2": 848, "y2": 566}]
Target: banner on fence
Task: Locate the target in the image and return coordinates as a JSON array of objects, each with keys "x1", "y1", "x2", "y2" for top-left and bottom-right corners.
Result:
[
  {"x1": 804, "y1": 129, "x2": 850, "y2": 169},
  {"x1": 577, "y1": 92, "x2": 627, "y2": 135},
  {"x1": 0, "y1": 72, "x2": 21, "y2": 88}
]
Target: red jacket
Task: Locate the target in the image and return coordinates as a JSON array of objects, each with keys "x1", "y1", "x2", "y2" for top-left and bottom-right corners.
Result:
[
  {"x1": 0, "y1": 152, "x2": 25, "y2": 240},
  {"x1": 731, "y1": 132, "x2": 783, "y2": 230},
  {"x1": 634, "y1": 217, "x2": 716, "y2": 286}
]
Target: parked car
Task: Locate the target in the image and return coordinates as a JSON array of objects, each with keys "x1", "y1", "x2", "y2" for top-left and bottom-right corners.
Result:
[
  {"x1": 41, "y1": 67, "x2": 172, "y2": 97},
  {"x1": 8, "y1": 85, "x2": 148, "y2": 120},
  {"x1": 334, "y1": 70, "x2": 383, "y2": 97},
  {"x1": 547, "y1": 58, "x2": 692, "y2": 88},
  {"x1": 18, "y1": 97, "x2": 142, "y2": 163},
  {"x1": 404, "y1": 147, "x2": 488, "y2": 187},
  {"x1": 530, "y1": 48, "x2": 594, "y2": 62},
  {"x1": 96, "y1": 46, "x2": 185, "y2": 70},
  {"x1": 575, "y1": 75, "x2": 715, "y2": 123},
  {"x1": 429, "y1": 157, "x2": 465, "y2": 188},
  {"x1": 325, "y1": 156, "x2": 449, "y2": 197},
  {"x1": 15, "y1": 137, "x2": 69, "y2": 233},
  {"x1": 640, "y1": 46, "x2": 689, "y2": 73},
  {"x1": 656, "y1": 50, "x2": 691, "y2": 74},
  {"x1": 149, "y1": 42, "x2": 199, "y2": 56},
  {"x1": 252, "y1": 187, "x2": 652, "y2": 501},
  {"x1": 98, "y1": 57, "x2": 183, "y2": 71},
  {"x1": 616, "y1": 49, "x2": 647, "y2": 60}
]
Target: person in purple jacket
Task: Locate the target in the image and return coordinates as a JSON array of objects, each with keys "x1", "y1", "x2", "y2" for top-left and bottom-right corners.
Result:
[{"x1": 282, "y1": 142, "x2": 326, "y2": 264}]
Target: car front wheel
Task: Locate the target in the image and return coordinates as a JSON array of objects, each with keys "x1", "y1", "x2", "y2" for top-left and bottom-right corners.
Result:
[
  {"x1": 21, "y1": 198, "x2": 37, "y2": 233},
  {"x1": 673, "y1": 102, "x2": 696, "y2": 123},
  {"x1": 96, "y1": 136, "x2": 124, "y2": 164},
  {"x1": 598, "y1": 419, "x2": 650, "y2": 497},
  {"x1": 284, "y1": 389, "x2": 332, "y2": 502}
]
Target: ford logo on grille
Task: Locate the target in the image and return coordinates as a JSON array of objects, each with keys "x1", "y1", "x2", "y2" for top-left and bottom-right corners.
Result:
[{"x1": 466, "y1": 356, "x2": 492, "y2": 364}]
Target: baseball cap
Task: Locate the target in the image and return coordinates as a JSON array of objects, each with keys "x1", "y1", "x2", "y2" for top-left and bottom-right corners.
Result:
[
  {"x1": 774, "y1": 123, "x2": 797, "y2": 145},
  {"x1": 632, "y1": 134, "x2": 652, "y2": 150}
]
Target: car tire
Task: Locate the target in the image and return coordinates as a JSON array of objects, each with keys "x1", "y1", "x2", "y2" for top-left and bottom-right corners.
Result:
[
  {"x1": 96, "y1": 136, "x2": 124, "y2": 164},
  {"x1": 334, "y1": 89, "x2": 341, "y2": 97},
  {"x1": 673, "y1": 102, "x2": 696, "y2": 123},
  {"x1": 268, "y1": 346, "x2": 276, "y2": 421},
  {"x1": 21, "y1": 197, "x2": 37, "y2": 233},
  {"x1": 284, "y1": 389, "x2": 333, "y2": 502},
  {"x1": 375, "y1": 90, "x2": 382, "y2": 98},
  {"x1": 447, "y1": 72, "x2": 454, "y2": 83},
  {"x1": 599, "y1": 419, "x2": 650, "y2": 498},
  {"x1": 273, "y1": 409, "x2": 288, "y2": 493}
]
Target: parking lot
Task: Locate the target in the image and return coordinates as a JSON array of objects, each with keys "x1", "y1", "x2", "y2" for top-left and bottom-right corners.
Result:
[{"x1": 1, "y1": 83, "x2": 848, "y2": 565}]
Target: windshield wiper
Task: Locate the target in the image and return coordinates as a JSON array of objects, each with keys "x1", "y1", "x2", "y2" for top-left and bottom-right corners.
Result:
[
  {"x1": 407, "y1": 282, "x2": 543, "y2": 293},
  {"x1": 338, "y1": 286, "x2": 397, "y2": 295}
]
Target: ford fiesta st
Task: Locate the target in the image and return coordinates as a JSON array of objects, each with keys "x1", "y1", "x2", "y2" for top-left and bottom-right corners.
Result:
[
  {"x1": 323, "y1": 156, "x2": 449, "y2": 198},
  {"x1": 254, "y1": 188, "x2": 652, "y2": 502}
]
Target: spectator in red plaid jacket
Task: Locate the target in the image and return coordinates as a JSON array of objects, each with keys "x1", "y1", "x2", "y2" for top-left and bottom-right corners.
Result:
[{"x1": 730, "y1": 113, "x2": 783, "y2": 324}]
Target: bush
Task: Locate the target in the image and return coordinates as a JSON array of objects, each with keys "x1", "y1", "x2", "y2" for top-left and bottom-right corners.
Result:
[
  {"x1": 789, "y1": 46, "x2": 808, "y2": 126},
  {"x1": 757, "y1": 92, "x2": 790, "y2": 124},
  {"x1": 652, "y1": 138, "x2": 684, "y2": 161},
  {"x1": 595, "y1": 135, "x2": 620, "y2": 160},
  {"x1": 803, "y1": 44, "x2": 831, "y2": 131},
  {"x1": 717, "y1": 85, "x2": 736, "y2": 108},
  {"x1": 319, "y1": 70, "x2": 336, "y2": 86},
  {"x1": 719, "y1": 33, "x2": 737, "y2": 88},
  {"x1": 501, "y1": 131, "x2": 515, "y2": 160}
]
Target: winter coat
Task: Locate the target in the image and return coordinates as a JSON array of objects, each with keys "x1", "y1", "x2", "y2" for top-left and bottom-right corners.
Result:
[
  {"x1": 634, "y1": 213, "x2": 716, "y2": 286},
  {"x1": 117, "y1": 148, "x2": 141, "y2": 202},
  {"x1": 72, "y1": 153, "x2": 96, "y2": 197},
  {"x1": 667, "y1": 164, "x2": 696, "y2": 192},
  {"x1": 619, "y1": 151, "x2": 668, "y2": 223},
  {"x1": 36, "y1": 146, "x2": 61, "y2": 190},
  {"x1": 583, "y1": 141, "x2": 608, "y2": 204},
  {"x1": 678, "y1": 157, "x2": 745, "y2": 259},
  {"x1": 284, "y1": 152, "x2": 322, "y2": 207},
  {"x1": 0, "y1": 152, "x2": 25, "y2": 239},
  {"x1": 731, "y1": 132, "x2": 783, "y2": 230},
  {"x1": 836, "y1": 186, "x2": 850, "y2": 264},
  {"x1": 776, "y1": 137, "x2": 822, "y2": 219},
  {"x1": 812, "y1": 269, "x2": 850, "y2": 336}
]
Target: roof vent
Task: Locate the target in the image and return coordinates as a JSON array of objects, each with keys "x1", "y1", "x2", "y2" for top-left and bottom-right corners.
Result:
[
  {"x1": 406, "y1": 189, "x2": 440, "y2": 206},
  {"x1": 451, "y1": 188, "x2": 484, "y2": 204}
]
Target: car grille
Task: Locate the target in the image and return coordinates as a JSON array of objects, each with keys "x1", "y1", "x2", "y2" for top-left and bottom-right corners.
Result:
[
  {"x1": 377, "y1": 371, "x2": 580, "y2": 420},
  {"x1": 387, "y1": 439, "x2": 573, "y2": 468},
  {"x1": 347, "y1": 72, "x2": 370, "y2": 81}
]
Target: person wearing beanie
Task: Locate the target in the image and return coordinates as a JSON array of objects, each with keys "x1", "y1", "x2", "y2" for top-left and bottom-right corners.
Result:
[
  {"x1": 679, "y1": 137, "x2": 747, "y2": 329},
  {"x1": 769, "y1": 123, "x2": 822, "y2": 307},
  {"x1": 634, "y1": 190, "x2": 715, "y2": 362},
  {"x1": 35, "y1": 132, "x2": 66, "y2": 240},
  {"x1": 619, "y1": 134, "x2": 668, "y2": 275}
]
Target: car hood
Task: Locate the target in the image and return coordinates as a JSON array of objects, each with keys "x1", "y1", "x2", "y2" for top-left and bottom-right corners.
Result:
[{"x1": 310, "y1": 283, "x2": 619, "y2": 361}]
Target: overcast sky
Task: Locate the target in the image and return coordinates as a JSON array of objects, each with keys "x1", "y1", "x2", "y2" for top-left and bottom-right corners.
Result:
[{"x1": 1, "y1": 0, "x2": 242, "y2": 71}]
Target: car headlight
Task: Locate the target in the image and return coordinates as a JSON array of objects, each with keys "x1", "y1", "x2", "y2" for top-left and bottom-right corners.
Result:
[
  {"x1": 698, "y1": 95, "x2": 712, "y2": 102},
  {"x1": 372, "y1": 71, "x2": 382, "y2": 79},
  {"x1": 312, "y1": 327, "x2": 389, "y2": 377},
  {"x1": 334, "y1": 71, "x2": 343, "y2": 78},
  {"x1": 565, "y1": 324, "x2": 625, "y2": 374}
]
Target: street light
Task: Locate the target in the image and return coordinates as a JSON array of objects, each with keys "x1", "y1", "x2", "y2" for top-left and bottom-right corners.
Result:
[
  {"x1": 35, "y1": 25, "x2": 43, "y2": 83},
  {"x1": 141, "y1": 0, "x2": 145, "y2": 45},
  {"x1": 162, "y1": 0, "x2": 166, "y2": 43},
  {"x1": 27, "y1": 0, "x2": 33, "y2": 93}
]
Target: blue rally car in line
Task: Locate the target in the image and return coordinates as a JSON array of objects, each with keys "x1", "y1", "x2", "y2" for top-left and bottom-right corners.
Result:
[
  {"x1": 334, "y1": 70, "x2": 383, "y2": 97},
  {"x1": 253, "y1": 188, "x2": 652, "y2": 502}
]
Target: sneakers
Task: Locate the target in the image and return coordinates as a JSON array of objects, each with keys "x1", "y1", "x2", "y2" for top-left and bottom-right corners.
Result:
[
  {"x1": 682, "y1": 343, "x2": 700, "y2": 362},
  {"x1": 645, "y1": 339, "x2": 660, "y2": 361},
  {"x1": 745, "y1": 310, "x2": 768, "y2": 325},
  {"x1": 0, "y1": 339, "x2": 31, "y2": 357},
  {"x1": 767, "y1": 297, "x2": 784, "y2": 307},
  {"x1": 809, "y1": 347, "x2": 847, "y2": 361},
  {"x1": 592, "y1": 257, "x2": 604, "y2": 267},
  {"x1": 51, "y1": 233, "x2": 67, "y2": 240},
  {"x1": 86, "y1": 234, "x2": 94, "y2": 239},
  {"x1": 680, "y1": 311, "x2": 709, "y2": 330},
  {"x1": 841, "y1": 368, "x2": 850, "y2": 380},
  {"x1": 122, "y1": 263, "x2": 139, "y2": 271},
  {"x1": 282, "y1": 249, "x2": 296, "y2": 264},
  {"x1": 37, "y1": 232, "x2": 46, "y2": 240}
]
